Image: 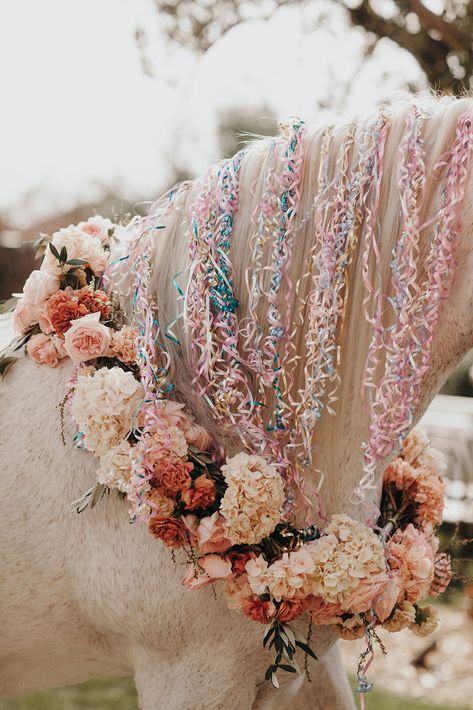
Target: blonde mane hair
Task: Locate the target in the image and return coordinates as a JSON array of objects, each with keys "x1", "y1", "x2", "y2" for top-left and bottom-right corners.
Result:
[{"x1": 134, "y1": 93, "x2": 473, "y2": 518}]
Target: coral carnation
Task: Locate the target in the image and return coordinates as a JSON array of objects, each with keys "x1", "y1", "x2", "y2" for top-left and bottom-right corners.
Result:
[
  {"x1": 148, "y1": 516, "x2": 188, "y2": 547},
  {"x1": 181, "y1": 474, "x2": 217, "y2": 511}
]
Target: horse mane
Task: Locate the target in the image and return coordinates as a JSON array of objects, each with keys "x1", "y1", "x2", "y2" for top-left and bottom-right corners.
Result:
[{"x1": 117, "y1": 92, "x2": 473, "y2": 517}]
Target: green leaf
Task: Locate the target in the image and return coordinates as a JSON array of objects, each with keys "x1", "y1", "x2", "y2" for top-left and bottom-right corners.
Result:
[
  {"x1": 263, "y1": 626, "x2": 276, "y2": 647},
  {"x1": 71, "y1": 483, "x2": 107, "y2": 513},
  {"x1": 295, "y1": 641, "x2": 317, "y2": 660},
  {"x1": 0, "y1": 296, "x2": 19, "y2": 314},
  {"x1": 66, "y1": 258, "x2": 88, "y2": 266},
  {"x1": 278, "y1": 664, "x2": 297, "y2": 673},
  {"x1": 0, "y1": 356, "x2": 18, "y2": 379},
  {"x1": 59, "y1": 246, "x2": 68, "y2": 263},
  {"x1": 49, "y1": 243, "x2": 61, "y2": 260}
]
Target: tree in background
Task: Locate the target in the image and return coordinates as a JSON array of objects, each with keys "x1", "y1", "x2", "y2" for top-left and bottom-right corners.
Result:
[{"x1": 151, "y1": 0, "x2": 473, "y2": 94}]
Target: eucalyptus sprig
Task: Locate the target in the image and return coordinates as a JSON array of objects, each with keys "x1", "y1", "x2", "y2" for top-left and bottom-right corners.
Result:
[
  {"x1": 71, "y1": 483, "x2": 108, "y2": 513},
  {"x1": 263, "y1": 619, "x2": 317, "y2": 689}
]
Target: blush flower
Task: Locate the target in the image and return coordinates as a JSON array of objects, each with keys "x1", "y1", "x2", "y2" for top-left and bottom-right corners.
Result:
[
  {"x1": 196, "y1": 512, "x2": 231, "y2": 554},
  {"x1": 78, "y1": 215, "x2": 113, "y2": 243},
  {"x1": 182, "y1": 555, "x2": 233, "y2": 590},
  {"x1": 64, "y1": 312, "x2": 112, "y2": 363},
  {"x1": 219, "y1": 452, "x2": 285, "y2": 545},
  {"x1": 22, "y1": 270, "x2": 61, "y2": 305},
  {"x1": 41, "y1": 225, "x2": 108, "y2": 276},
  {"x1": 76, "y1": 287, "x2": 111, "y2": 320},
  {"x1": 26, "y1": 333, "x2": 65, "y2": 368},
  {"x1": 387, "y1": 524, "x2": 435, "y2": 604},
  {"x1": 13, "y1": 299, "x2": 38, "y2": 334},
  {"x1": 110, "y1": 326, "x2": 138, "y2": 364}
]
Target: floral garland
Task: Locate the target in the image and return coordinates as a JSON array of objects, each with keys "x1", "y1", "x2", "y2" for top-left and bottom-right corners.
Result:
[{"x1": 2, "y1": 211, "x2": 452, "y2": 700}]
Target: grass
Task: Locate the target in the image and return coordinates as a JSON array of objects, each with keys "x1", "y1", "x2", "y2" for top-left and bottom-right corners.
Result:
[{"x1": 0, "y1": 676, "x2": 469, "y2": 710}]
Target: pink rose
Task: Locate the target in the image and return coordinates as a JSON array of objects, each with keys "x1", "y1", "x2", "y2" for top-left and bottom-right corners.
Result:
[
  {"x1": 27, "y1": 333, "x2": 65, "y2": 368},
  {"x1": 181, "y1": 514, "x2": 199, "y2": 546},
  {"x1": 341, "y1": 573, "x2": 390, "y2": 614},
  {"x1": 374, "y1": 575, "x2": 401, "y2": 622},
  {"x1": 13, "y1": 299, "x2": 37, "y2": 334},
  {"x1": 78, "y1": 216, "x2": 113, "y2": 243},
  {"x1": 36, "y1": 303, "x2": 54, "y2": 334},
  {"x1": 22, "y1": 270, "x2": 60, "y2": 305},
  {"x1": 181, "y1": 421, "x2": 212, "y2": 450},
  {"x1": 306, "y1": 596, "x2": 344, "y2": 625},
  {"x1": 197, "y1": 512, "x2": 231, "y2": 554},
  {"x1": 64, "y1": 312, "x2": 111, "y2": 364},
  {"x1": 182, "y1": 554, "x2": 233, "y2": 590}
]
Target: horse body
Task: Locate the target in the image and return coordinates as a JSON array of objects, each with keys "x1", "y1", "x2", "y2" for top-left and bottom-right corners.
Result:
[
  {"x1": 2, "y1": 95, "x2": 473, "y2": 709},
  {"x1": 0, "y1": 354, "x2": 354, "y2": 708}
]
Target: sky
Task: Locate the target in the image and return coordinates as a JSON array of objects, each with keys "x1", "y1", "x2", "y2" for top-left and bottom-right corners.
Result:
[{"x1": 0, "y1": 0, "x2": 425, "y2": 227}]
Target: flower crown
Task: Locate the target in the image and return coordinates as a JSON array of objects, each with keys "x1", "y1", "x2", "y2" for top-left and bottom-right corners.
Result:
[{"x1": 2, "y1": 213, "x2": 451, "y2": 699}]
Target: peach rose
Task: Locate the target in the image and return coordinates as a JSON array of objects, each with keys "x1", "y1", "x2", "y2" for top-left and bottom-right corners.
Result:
[
  {"x1": 241, "y1": 596, "x2": 277, "y2": 624},
  {"x1": 196, "y1": 512, "x2": 231, "y2": 554},
  {"x1": 78, "y1": 216, "x2": 113, "y2": 243},
  {"x1": 47, "y1": 288, "x2": 89, "y2": 335},
  {"x1": 36, "y1": 303, "x2": 54, "y2": 334},
  {"x1": 13, "y1": 299, "x2": 37, "y2": 334},
  {"x1": 64, "y1": 312, "x2": 112, "y2": 364},
  {"x1": 181, "y1": 420, "x2": 212, "y2": 451},
  {"x1": 148, "y1": 516, "x2": 188, "y2": 547},
  {"x1": 228, "y1": 551, "x2": 256, "y2": 576},
  {"x1": 145, "y1": 488, "x2": 175, "y2": 517},
  {"x1": 374, "y1": 575, "x2": 401, "y2": 622},
  {"x1": 341, "y1": 572, "x2": 390, "y2": 614},
  {"x1": 182, "y1": 554, "x2": 233, "y2": 590},
  {"x1": 27, "y1": 333, "x2": 65, "y2": 368},
  {"x1": 22, "y1": 270, "x2": 60, "y2": 304},
  {"x1": 154, "y1": 459, "x2": 193, "y2": 498},
  {"x1": 181, "y1": 514, "x2": 199, "y2": 546},
  {"x1": 276, "y1": 598, "x2": 308, "y2": 623},
  {"x1": 387, "y1": 524, "x2": 435, "y2": 603},
  {"x1": 181, "y1": 474, "x2": 217, "y2": 512},
  {"x1": 306, "y1": 596, "x2": 344, "y2": 625}
]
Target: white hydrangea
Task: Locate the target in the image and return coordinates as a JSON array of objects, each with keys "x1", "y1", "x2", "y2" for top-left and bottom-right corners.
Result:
[
  {"x1": 219, "y1": 452, "x2": 285, "y2": 545},
  {"x1": 71, "y1": 366, "x2": 143, "y2": 455}
]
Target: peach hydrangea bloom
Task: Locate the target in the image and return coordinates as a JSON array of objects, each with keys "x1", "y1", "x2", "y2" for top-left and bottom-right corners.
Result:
[
  {"x1": 70, "y1": 366, "x2": 143, "y2": 455},
  {"x1": 96, "y1": 440, "x2": 133, "y2": 492},
  {"x1": 219, "y1": 452, "x2": 285, "y2": 545},
  {"x1": 110, "y1": 326, "x2": 138, "y2": 364},
  {"x1": 305, "y1": 515, "x2": 387, "y2": 606}
]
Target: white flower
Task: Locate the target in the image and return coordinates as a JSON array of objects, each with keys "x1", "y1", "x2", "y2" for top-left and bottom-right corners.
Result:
[
  {"x1": 70, "y1": 366, "x2": 143, "y2": 455},
  {"x1": 77, "y1": 215, "x2": 114, "y2": 244},
  {"x1": 304, "y1": 515, "x2": 387, "y2": 605},
  {"x1": 22, "y1": 270, "x2": 60, "y2": 304},
  {"x1": 219, "y1": 452, "x2": 285, "y2": 545},
  {"x1": 41, "y1": 225, "x2": 108, "y2": 276},
  {"x1": 97, "y1": 440, "x2": 133, "y2": 492}
]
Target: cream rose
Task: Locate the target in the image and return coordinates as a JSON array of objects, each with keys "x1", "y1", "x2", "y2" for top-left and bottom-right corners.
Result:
[
  {"x1": 64, "y1": 312, "x2": 111, "y2": 364},
  {"x1": 78, "y1": 215, "x2": 113, "y2": 244},
  {"x1": 13, "y1": 299, "x2": 37, "y2": 334},
  {"x1": 23, "y1": 270, "x2": 60, "y2": 304},
  {"x1": 41, "y1": 226, "x2": 108, "y2": 276}
]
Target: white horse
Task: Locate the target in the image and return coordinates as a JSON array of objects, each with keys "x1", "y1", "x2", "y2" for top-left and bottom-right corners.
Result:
[{"x1": 1, "y1": 94, "x2": 473, "y2": 710}]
